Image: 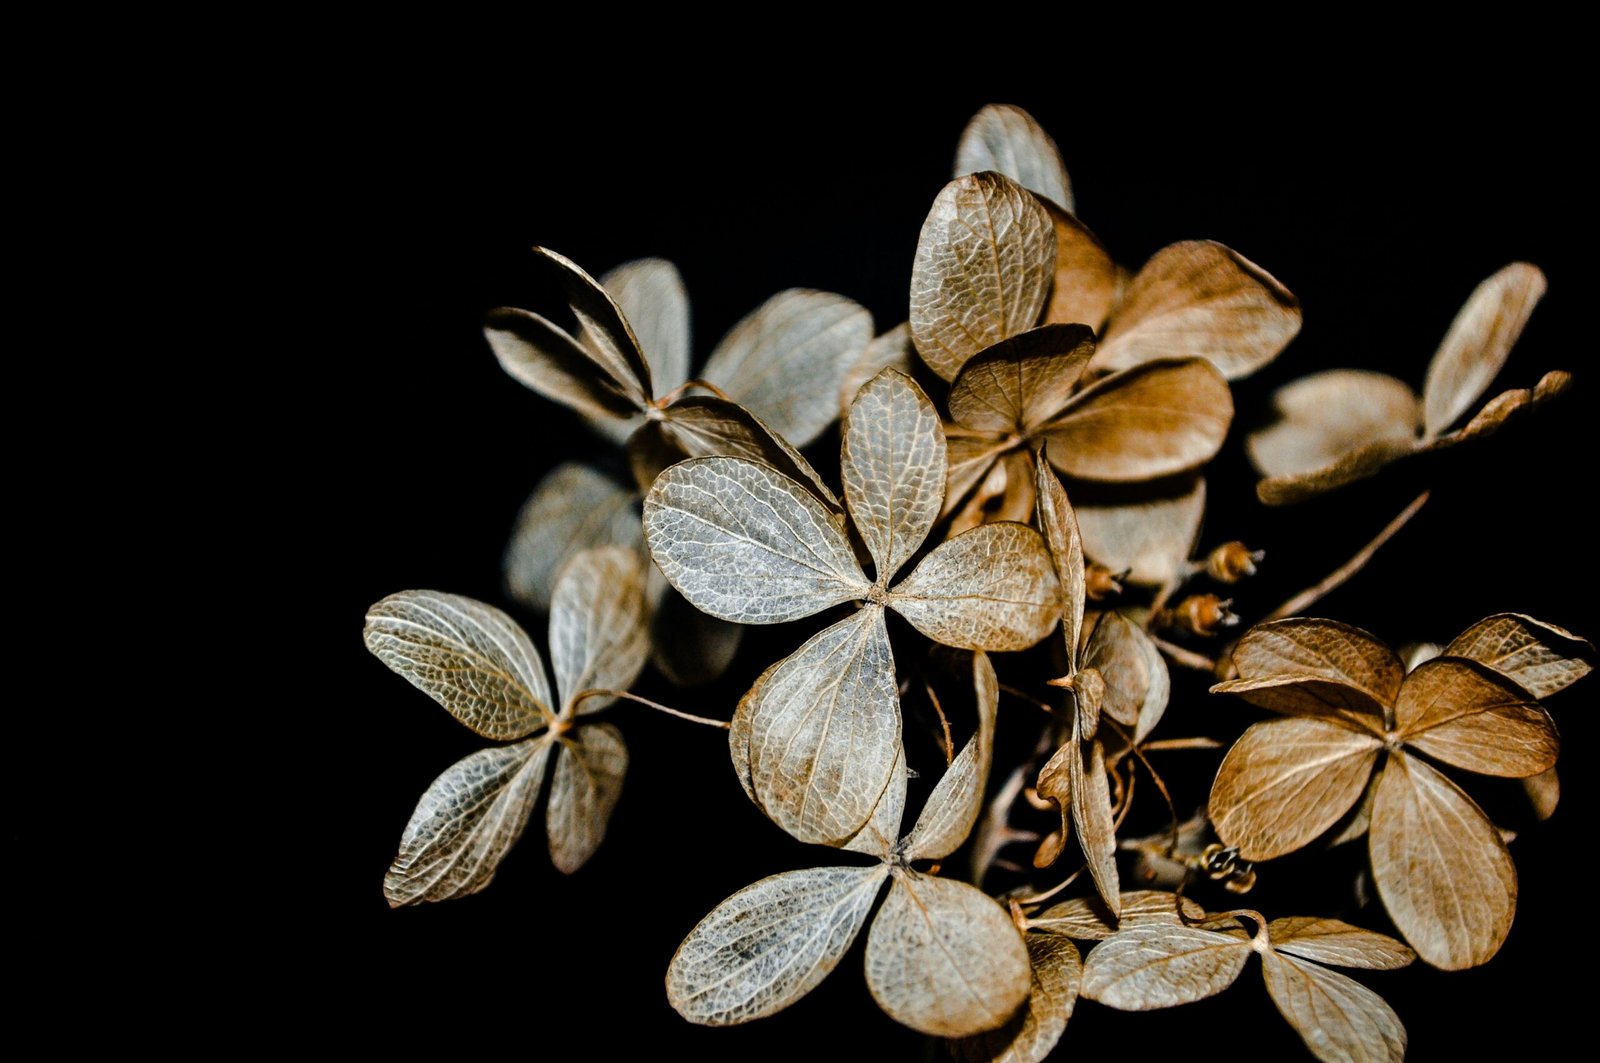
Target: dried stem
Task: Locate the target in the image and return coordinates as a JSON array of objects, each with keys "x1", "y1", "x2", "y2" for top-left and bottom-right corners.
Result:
[
  {"x1": 1104, "y1": 718, "x2": 1181, "y2": 857},
  {"x1": 574, "y1": 689, "x2": 731, "y2": 729},
  {"x1": 998, "y1": 681, "x2": 1057, "y2": 716},
  {"x1": 1263, "y1": 490, "x2": 1430, "y2": 623},
  {"x1": 1016, "y1": 863, "x2": 1088, "y2": 908},
  {"x1": 1151, "y1": 636, "x2": 1217, "y2": 673},
  {"x1": 925, "y1": 682, "x2": 955, "y2": 767}
]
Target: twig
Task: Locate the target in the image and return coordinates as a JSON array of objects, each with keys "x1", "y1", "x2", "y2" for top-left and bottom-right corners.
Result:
[
  {"x1": 1263, "y1": 491, "x2": 1430, "y2": 623},
  {"x1": 925, "y1": 682, "x2": 954, "y2": 767},
  {"x1": 1016, "y1": 864, "x2": 1087, "y2": 908},
  {"x1": 998, "y1": 681, "x2": 1057, "y2": 716},
  {"x1": 1151, "y1": 636, "x2": 1217, "y2": 673},
  {"x1": 1104, "y1": 718, "x2": 1180, "y2": 857},
  {"x1": 1140, "y1": 737, "x2": 1223, "y2": 753},
  {"x1": 574, "y1": 689, "x2": 731, "y2": 729}
]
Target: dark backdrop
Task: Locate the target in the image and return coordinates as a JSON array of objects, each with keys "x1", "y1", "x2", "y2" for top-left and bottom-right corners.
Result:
[{"x1": 312, "y1": 88, "x2": 1591, "y2": 1058}]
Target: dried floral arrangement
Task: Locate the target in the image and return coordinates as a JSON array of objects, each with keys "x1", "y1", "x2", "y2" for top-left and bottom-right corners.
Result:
[{"x1": 360, "y1": 105, "x2": 1589, "y2": 1061}]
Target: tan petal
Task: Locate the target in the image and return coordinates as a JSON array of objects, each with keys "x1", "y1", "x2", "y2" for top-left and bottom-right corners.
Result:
[
  {"x1": 843, "y1": 369, "x2": 947, "y2": 581},
  {"x1": 1031, "y1": 891, "x2": 1207, "y2": 941},
  {"x1": 643, "y1": 456, "x2": 867, "y2": 625},
  {"x1": 840, "y1": 323, "x2": 915, "y2": 419},
  {"x1": 1230, "y1": 618, "x2": 1404, "y2": 713},
  {"x1": 1033, "y1": 741, "x2": 1072, "y2": 869},
  {"x1": 601, "y1": 257, "x2": 691, "y2": 397},
  {"x1": 890, "y1": 522, "x2": 1060, "y2": 651},
  {"x1": 1255, "y1": 435, "x2": 1418, "y2": 506},
  {"x1": 745, "y1": 608, "x2": 901, "y2": 845},
  {"x1": 1524, "y1": 768, "x2": 1560, "y2": 820},
  {"x1": 1266, "y1": 918, "x2": 1415, "y2": 970},
  {"x1": 865, "y1": 872, "x2": 1032, "y2": 1036},
  {"x1": 549, "y1": 547, "x2": 649, "y2": 716},
  {"x1": 1370, "y1": 752, "x2": 1516, "y2": 969},
  {"x1": 842, "y1": 746, "x2": 908, "y2": 858},
  {"x1": 1428, "y1": 369, "x2": 1571, "y2": 447},
  {"x1": 365, "y1": 590, "x2": 553, "y2": 739},
  {"x1": 948, "y1": 324, "x2": 1096, "y2": 434},
  {"x1": 729, "y1": 659, "x2": 778, "y2": 807},
  {"x1": 665, "y1": 864, "x2": 888, "y2": 1025},
  {"x1": 1034, "y1": 455, "x2": 1085, "y2": 669},
  {"x1": 1444, "y1": 612, "x2": 1594, "y2": 698},
  {"x1": 1261, "y1": 949, "x2": 1406, "y2": 1063},
  {"x1": 1043, "y1": 359, "x2": 1232, "y2": 482},
  {"x1": 1422, "y1": 263, "x2": 1547, "y2": 437},
  {"x1": 952, "y1": 932, "x2": 1082, "y2": 1063},
  {"x1": 485, "y1": 306, "x2": 644, "y2": 422},
  {"x1": 910, "y1": 173, "x2": 1056, "y2": 381},
  {"x1": 1042, "y1": 203, "x2": 1119, "y2": 332},
  {"x1": 701, "y1": 289, "x2": 873, "y2": 447},
  {"x1": 1071, "y1": 731, "x2": 1120, "y2": 913},
  {"x1": 953, "y1": 104, "x2": 1073, "y2": 211},
  {"x1": 903, "y1": 652, "x2": 999, "y2": 861},
  {"x1": 647, "y1": 567, "x2": 743, "y2": 687},
  {"x1": 1075, "y1": 477, "x2": 1205, "y2": 587},
  {"x1": 1085, "y1": 611, "x2": 1169, "y2": 741},
  {"x1": 533, "y1": 246, "x2": 652, "y2": 405},
  {"x1": 947, "y1": 447, "x2": 1040, "y2": 535},
  {"x1": 1246, "y1": 370, "x2": 1421, "y2": 479},
  {"x1": 1095, "y1": 241, "x2": 1301, "y2": 379},
  {"x1": 1211, "y1": 675, "x2": 1388, "y2": 734},
  {"x1": 1081, "y1": 924, "x2": 1251, "y2": 1010},
  {"x1": 944, "y1": 432, "x2": 1010, "y2": 524},
  {"x1": 383, "y1": 738, "x2": 552, "y2": 906},
  {"x1": 504, "y1": 463, "x2": 642, "y2": 613},
  {"x1": 1209, "y1": 717, "x2": 1381, "y2": 860},
  {"x1": 1394, "y1": 658, "x2": 1557, "y2": 777},
  {"x1": 545, "y1": 723, "x2": 627, "y2": 873}
]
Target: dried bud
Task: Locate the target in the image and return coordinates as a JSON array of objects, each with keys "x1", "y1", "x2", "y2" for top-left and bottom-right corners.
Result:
[
  {"x1": 1085, "y1": 564, "x2": 1126, "y2": 600},
  {"x1": 1157, "y1": 594, "x2": 1240, "y2": 637},
  {"x1": 1205, "y1": 541, "x2": 1264, "y2": 583}
]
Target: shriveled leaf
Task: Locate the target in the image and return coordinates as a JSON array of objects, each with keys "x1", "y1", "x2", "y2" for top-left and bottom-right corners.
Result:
[
  {"x1": 1422, "y1": 263, "x2": 1546, "y2": 437},
  {"x1": 546, "y1": 723, "x2": 627, "y2": 873},
  {"x1": 952, "y1": 932, "x2": 1081, "y2": 1063},
  {"x1": 904, "y1": 652, "x2": 999, "y2": 860},
  {"x1": 1095, "y1": 241, "x2": 1301, "y2": 380},
  {"x1": 1230, "y1": 618, "x2": 1404, "y2": 715},
  {"x1": 384, "y1": 738, "x2": 552, "y2": 906},
  {"x1": 644, "y1": 457, "x2": 866, "y2": 624},
  {"x1": 1070, "y1": 729, "x2": 1120, "y2": 913},
  {"x1": 948, "y1": 324, "x2": 1096, "y2": 434},
  {"x1": 841, "y1": 323, "x2": 915, "y2": 419},
  {"x1": 1209, "y1": 717, "x2": 1381, "y2": 861},
  {"x1": 485, "y1": 306, "x2": 643, "y2": 422},
  {"x1": 954, "y1": 104, "x2": 1073, "y2": 211},
  {"x1": 1430, "y1": 368, "x2": 1571, "y2": 446},
  {"x1": 1394, "y1": 658, "x2": 1558, "y2": 777},
  {"x1": 1524, "y1": 768, "x2": 1560, "y2": 820},
  {"x1": 910, "y1": 173, "x2": 1056, "y2": 381},
  {"x1": 536, "y1": 246, "x2": 652, "y2": 406},
  {"x1": 745, "y1": 608, "x2": 901, "y2": 845},
  {"x1": 1033, "y1": 740, "x2": 1072, "y2": 869},
  {"x1": 1031, "y1": 891, "x2": 1207, "y2": 941},
  {"x1": 666, "y1": 864, "x2": 888, "y2": 1025},
  {"x1": 1370, "y1": 752, "x2": 1516, "y2": 969},
  {"x1": 1247, "y1": 370, "x2": 1422, "y2": 479},
  {"x1": 865, "y1": 872, "x2": 1032, "y2": 1036},
  {"x1": 702, "y1": 288, "x2": 873, "y2": 447},
  {"x1": 1255, "y1": 437, "x2": 1417, "y2": 506},
  {"x1": 1261, "y1": 949, "x2": 1406, "y2": 1063},
  {"x1": 1075, "y1": 477, "x2": 1204, "y2": 587},
  {"x1": 1445, "y1": 612, "x2": 1594, "y2": 698},
  {"x1": 1211, "y1": 674, "x2": 1388, "y2": 734},
  {"x1": 1043, "y1": 359, "x2": 1232, "y2": 482},
  {"x1": 549, "y1": 547, "x2": 648, "y2": 716},
  {"x1": 1081, "y1": 924, "x2": 1251, "y2": 1010},
  {"x1": 1042, "y1": 203, "x2": 1118, "y2": 331},
  {"x1": 843, "y1": 369, "x2": 946, "y2": 581},
  {"x1": 843, "y1": 746, "x2": 908, "y2": 858},
  {"x1": 602, "y1": 257, "x2": 691, "y2": 397},
  {"x1": 504, "y1": 463, "x2": 642, "y2": 613},
  {"x1": 1085, "y1": 611, "x2": 1169, "y2": 741},
  {"x1": 1034, "y1": 454, "x2": 1084, "y2": 667},
  {"x1": 890, "y1": 522, "x2": 1060, "y2": 651},
  {"x1": 1267, "y1": 918, "x2": 1415, "y2": 970},
  {"x1": 630, "y1": 396, "x2": 841, "y2": 508},
  {"x1": 365, "y1": 590, "x2": 553, "y2": 739}
]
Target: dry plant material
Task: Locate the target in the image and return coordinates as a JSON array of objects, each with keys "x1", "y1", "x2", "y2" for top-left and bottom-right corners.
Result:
[
  {"x1": 1251, "y1": 264, "x2": 1571, "y2": 504},
  {"x1": 364, "y1": 548, "x2": 648, "y2": 902},
  {"x1": 647, "y1": 369, "x2": 1058, "y2": 845},
  {"x1": 1209, "y1": 616, "x2": 1586, "y2": 968}
]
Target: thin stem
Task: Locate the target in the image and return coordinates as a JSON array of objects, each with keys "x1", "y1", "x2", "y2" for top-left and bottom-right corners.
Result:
[
  {"x1": 1104, "y1": 718, "x2": 1180, "y2": 857},
  {"x1": 571, "y1": 689, "x2": 731, "y2": 729},
  {"x1": 998, "y1": 681, "x2": 1058, "y2": 717},
  {"x1": 1111, "y1": 767, "x2": 1137, "y2": 831},
  {"x1": 1263, "y1": 490, "x2": 1430, "y2": 623},
  {"x1": 924, "y1": 682, "x2": 954, "y2": 767},
  {"x1": 1140, "y1": 737, "x2": 1223, "y2": 753},
  {"x1": 655, "y1": 377, "x2": 735, "y2": 406},
  {"x1": 1151, "y1": 636, "x2": 1218, "y2": 673},
  {"x1": 1017, "y1": 864, "x2": 1087, "y2": 908}
]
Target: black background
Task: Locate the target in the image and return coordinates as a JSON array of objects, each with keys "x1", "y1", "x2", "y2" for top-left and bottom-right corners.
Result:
[{"x1": 313, "y1": 86, "x2": 1591, "y2": 1058}]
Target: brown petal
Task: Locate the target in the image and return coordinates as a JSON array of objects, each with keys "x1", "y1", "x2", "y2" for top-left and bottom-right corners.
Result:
[
  {"x1": 1211, "y1": 675, "x2": 1389, "y2": 735},
  {"x1": 1229, "y1": 618, "x2": 1404, "y2": 712},
  {"x1": 1043, "y1": 359, "x2": 1232, "y2": 482},
  {"x1": 1071, "y1": 731, "x2": 1120, "y2": 914},
  {"x1": 545, "y1": 723, "x2": 628, "y2": 873},
  {"x1": 1444, "y1": 612, "x2": 1594, "y2": 698},
  {"x1": 1042, "y1": 203, "x2": 1119, "y2": 332},
  {"x1": 1255, "y1": 437, "x2": 1418, "y2": 506},
  {"x1": 954, "y1": 104, "x2": 1073, "y2": 211},
  {"x1": 951, "y1": 932, "x2": 1082, "y2": 1063},
  {"x1": 1246, "y1": 370, "x2": 1421, "y2": 479},
  {"x1": 1422, "y1": 263, "x2": 1547, "y2": 437},
  {"x1": 1209, "y1": 717, "x2": 1381, "y2": 861},
  {"x1": 890, "y1": 522, "x2": 1060, "y2": 652},
  {"x1": 1524, "y1": 768, "x2": 1560, "y2": 820},
  {"x1": 903, "y1": 653, "x2": 999, "y2": 861},
  {"x1": 944, "y1": 432, "x2": 1010, "y2": 523},
  {"x1": 600, "y1": 257, "x2": 691, "y2": 397},
  {"x1": 1260, "y1": 949, "x2": 1407, "y2": 1063},
  {"x1": 1085, "y1": 611, "x2": 1169, "y2": 739},
  {"x1": 1095, "y1": 241, "x2": 1301, "y2": 380},
  {"x1": 533, "y1": 246, "x2": 653, "y2": 405},
  {"x1": 1427, "y1": 369, "x2": 1571, "y2": 448},
  {"x1": 1266, "y1": 917, "x2": 1415, "y2": 970},
  {"x1": 1394, "y1": 658, "x2": 1558, "y2": 777},
  {"x1": 844, "y1": 369, "x2": 947, "y2": 581},
  {"x1": 1370, "y1": 752, "x2": 1516, "y2": 969},
  {"x1": 949, "y1": 324, "x2": 1096, "y2": 434},
  {"x1": 840, "y1": 323, "x2": 915, "y2": 419},
  {"x1": 1081, "y1": 924, "x2": 1251, "y2": 1010},
  {"x1": 947, "y1": 447, "x2": 1039, "y2": 535},
  {"x1": 1075, "y1": 477, "x2": 1205, "y2": 587},
  {"x1": 485, "y1": 306, "x2": 644, "y2": 422},
  {"x1": 910, "y1": 173, "x2": 1056, "y2": 381},
  {"x1": 1034, "y1": 455, "x2": 1085, "y2": 669},
  {"x1": 1031, "y1": 891, "x2": 1207, "y2": 940}
]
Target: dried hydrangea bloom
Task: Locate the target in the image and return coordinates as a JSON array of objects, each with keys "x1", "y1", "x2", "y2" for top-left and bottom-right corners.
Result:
[
  {"x1": 1250, "y1": 263, "x2": 1570, "y2": 504},
  {"x1": 1207, "y1": 616, "x2": 1582, "y2": 968},
  {"x1": 1073, "y1": 476, "x2": 1206, "y2": 589},
  {"x1": 667, "y1": 655, "x2": 1032, "y2": 1038},
  {"x1": 646, "y1": 370, "x2": 1059, "y2": 845},
  {"x1": 363, "y1": 548, "x2": 648, "y2": 903}
]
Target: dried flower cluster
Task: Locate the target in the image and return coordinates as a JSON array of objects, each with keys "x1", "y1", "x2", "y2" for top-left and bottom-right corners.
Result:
[{"x1": 362, "y1": 105, "x2": 1588, "y2": 1061}]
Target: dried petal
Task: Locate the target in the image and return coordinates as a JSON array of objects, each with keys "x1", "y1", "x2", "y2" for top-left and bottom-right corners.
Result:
[
  {"x1": 1085, "y1": 611, "x2": 1169, "y2": 741},
  {"x1": 1370, "y1": 752, "x2": 1516, "y2": 969},
  {"x1": 1255, "y1": 437, "x2": 1418, "y2": 506},
  {"x1": 904, "y1": 652, "x2": 999, "y2": 861},
  {"x1": 644, "y1": 457, "x2": 867, "y2": 624},
  {"x1": 546, "y1": 722, "x2": 627, "y2": 873},
  {"x1": 1075, "y1": 477, "x2": 1205, "y2": 587},
  {"x1": 702, "y1": 289, "x2": 873, "y2": 447},
  {"x1": 1034, "y1": 454, "x2": 1085, "y2": 668},
  {"x1": 1209, "y1": 717, "x2": 1382, "y2": 861},
  {"x1": 1524, "y1": 768, "x2": 1560, "y2": 820},
  {"x1": 890, "y1": 523, "x2": 1060, "y2": 651},
  {"x1": 1266, "y1": 918, "x2": 1415, "y2": 970},
  {"x1": 1031, "y1": 891, "x2": 1207, "y2": 941},
  {"x1": 945, "y1": 433, "x2": 1010, "y2": 523},
  {"x1": 910, "y1": 173, "x2": 1056, "y2": 381},
  {"x1": 1042, "y1": 203, "x2": 1118, "y2": 331},
  {"x1": 665, "y1": 864, "x2": 888, "y2": 1025},
  {"x1": 536, "y1": 246, "x2": 652, "y2": 406},
  {"x1": 948, "y1": 324, "x2": 1096, "y2": 434},
  {"x1": 549, "y1": 547, "x2": 649, "y2": 716},
  {"x1": 954, "y1": 104, "x2": 1073, "y2": 211},
  {"x1": 504, "y1": 463, "x2": 642, "y2": 613},
  {"x1": 843, "y1": 369, "x2": 946, "y2": 582},
  {"x1": 1095, "y1": 241, "x2": 1301, "y2": 380},
  {"x1": 1211, "y1": 675, "x2": 1389, "y2": 734},
  {"x1": 1043, "y1": 359, "x2": 1232, "y2": 482},
  {"x1": 840, "y1": 323, "x2": 915, "y2": 419},
  {"x1": 1071, "y1": 730, "x2": 1120, "y2": 913},
  {"x1": 485, "y1": 306, "x2": 644, "y2": 422},
  {"x1": 1393, "y1": 658, "x2": 1557, "y2": 777},
  {"x1": 647, "y1": 568, "x2": 743, "y2": 687},
  {"x1": 1422, "y1": 263, "x2": 1546, "y2": 437},
  {"x1": 1261, "y1": 949, "x2": 1406, "y2": 1063},
  {"x1": 365, "y1": 590, "x2": 553, "y2": 739},
  {"x1": 1081, "y1": 924, "x2": 1251, "y2": 1010},
  {"x1": 1444, "y1": 612, "x2": 1594, "y2": 698},
  {"x1": 1230, "y1": 618, "x2": 1404, "y2": 715},
  {"x1": 601, "y1": 257, "x2": 691, "y2": 397},
  {"x1": 1247, "y1": 370, "x2": 1422, "y2": 479},
  {"x1": 383, "y1": 738, "x2": 552, "y2": 906},
  {"x1": 1429, "y1": 368, "x2": 1571, "y2": 446},
  {"x1": 843, "y1": 746, "x2": 908, "y2": 858},
  {"x1": 952, "y1": 932, "x2": 1081, "y2": 1063},
  {"x1": 865, "y1": 872, "x2": 1032, "y2": 1036}
]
